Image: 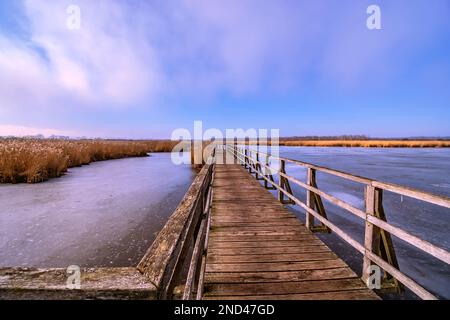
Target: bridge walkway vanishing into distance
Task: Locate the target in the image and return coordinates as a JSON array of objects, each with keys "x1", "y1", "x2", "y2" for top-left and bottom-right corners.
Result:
[
  {"x1": 1, "y1": 144, "x2": 450, "y2": 300},
  {"x1": 202, "y1": 162, "x2": 379, "y2": 300}
]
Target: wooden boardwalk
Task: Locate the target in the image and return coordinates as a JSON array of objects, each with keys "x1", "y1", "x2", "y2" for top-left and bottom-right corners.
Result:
[
  {"x1": 2, "y1": 146, "x2": 449, "y2": 300},
  {"x1": 203, "y1": 164, "x2": 379, "y2": 300}
]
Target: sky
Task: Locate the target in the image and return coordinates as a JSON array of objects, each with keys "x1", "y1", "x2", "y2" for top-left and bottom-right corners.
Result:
[{"x1": 0, "y1": 0, "x2": 449, "y2": 139}]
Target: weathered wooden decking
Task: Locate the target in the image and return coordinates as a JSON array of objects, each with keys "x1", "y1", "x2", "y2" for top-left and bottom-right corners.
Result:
[{"x1": 203, "y1": 164, "x2": 379, "y2": 300}]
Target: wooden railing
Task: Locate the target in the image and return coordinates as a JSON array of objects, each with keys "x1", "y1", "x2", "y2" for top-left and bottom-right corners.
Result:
[
  {"x1": 227, "y1": 144, "x2": 450, "y2": 300},
  {"x1": 137, "y1": 151, "x2": 215, "y2": 300}
]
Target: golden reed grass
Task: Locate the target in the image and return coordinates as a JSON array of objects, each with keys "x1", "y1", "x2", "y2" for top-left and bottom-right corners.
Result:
[
  {"x1": 278, "y1": 140, "x2": 450, "y2": 148},
  {"x1": 0, "y1": 139, "x2": 178, "y2": 184}
]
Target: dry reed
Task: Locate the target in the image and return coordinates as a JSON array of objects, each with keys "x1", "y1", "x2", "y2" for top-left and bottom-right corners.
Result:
[{"x1": 0, "y1": 139, "x2": 178, "y2": 184}]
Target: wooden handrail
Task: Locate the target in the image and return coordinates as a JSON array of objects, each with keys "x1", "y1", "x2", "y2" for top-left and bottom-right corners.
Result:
[
  {"x1": 195, "y1": 184, "x2": 214, "y2": 300},
  {"x1": 237, "y1": 145, "x2": 450, "y2": 207},
  {"x1": 227, "y1": 145, "x2": 450, "y2": 300},
  {"x1": 183, "y1": 162, "x2": 215, "y2": 300},
  {"x1": 137, "y1": 152, "x2": 215, "y2": 299}
]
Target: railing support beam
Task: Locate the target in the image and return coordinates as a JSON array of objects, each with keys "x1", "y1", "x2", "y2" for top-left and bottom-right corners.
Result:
[
  {"x1": 306, "y1": 168, "x2": 330, "y2": 233},
  {"x1": 264, "y1": 155, "x2": 276, "y2": 190},
  {"x1": 278, "y1": 160, "x2": 295, "y2": 205},
  {"x1": 363, "y1": 186, "x2": 403, "y2": 293}
]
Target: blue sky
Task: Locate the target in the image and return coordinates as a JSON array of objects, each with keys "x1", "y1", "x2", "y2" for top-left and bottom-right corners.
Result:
[{"x1": 0, "y1": 0, "x2": 449, "y2": 138}]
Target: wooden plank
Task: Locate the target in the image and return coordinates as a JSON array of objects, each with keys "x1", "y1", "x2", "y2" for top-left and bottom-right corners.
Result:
[
  {"x1": 209, "y1": 235, "x2": 318, "y2": 242},
  {"x1": 206, "y1": 259, "x2": 348, "y2": 273},
  {"x1": 213, "y1": 206, "x2": 290, "y2": 211},
  {"x1": 212, "y1": 206, "x2": 291, "y2": 211},
  {"x1": 214, "y1": 198, "x2": 276, "y2": 203},
  {"x1": 208, "y1": 240, "x2": 324, "y2": 249},
  {"x1": 214, "y1": 189, "x2": 265, "y2": 194},
  {"x1": 215, "y1": 189, "x2": 272, "y2": 194},
  {"x1": 212, "y1": 223, "x2": 303, "y2": 228},
  {"x1": 214, "y1": 188, "x2": 271, "y2": 192},
  {"x1": 204, "y1": 289, "x2": 380, "y2": 300},
  {"x1": 213, "y1": 205, "x2": 286, "y2": 211},
  {"x1": 211, "y1": 217, "x2": 296, "y2": 222},
  {"x1": 205, "y1": 267, "x2": 357, "y2": 283},
  {"x1": 212, "y1": 211, "x2": 294, "y2": 217},
  {"x1": 211, "y1": 216, "x2": 296, "y2": 221},
  {"x1": 210, "y1": 228, "x2": 310, "y2": 235},
  {"x1": 212, "y1": 222, "x2": 304, "y2": 228},
  {"x1": 210, "y1": 230, "x2": 309, "y2": 236},
  {"x1": 207, "y1": 252, "x2": 337, "y2": 264},
  {"x1": 212, "y1": 221, "x2": 303, "y2": 227},
  {"x1": 208, "y1": 245, "x2": 330, "y2": 256},
  {"x1": 214, "y1": 181, "x2": 258, "y2": 184},
  {"x1": 213, "y1": 199, "x2": 281, "y2": 203},
  {"x1": 204, "y1": 278, "x2": 368, "y2": 296},
  {"x1": 212, "y1": 214, "x2": 290, "y2": 220}
]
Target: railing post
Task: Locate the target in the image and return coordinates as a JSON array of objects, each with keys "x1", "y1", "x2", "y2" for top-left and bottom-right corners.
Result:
[
  {"x1": 244, "y1": 149, "x2": 248, "y2": 169},
  {"x1": 278, "y1": 160, "x2": 285, "y2": 202},
  {"x1": 363, "y1": 185, "x2": 378, "y2": 285},
  {"x1": 306, "y1": 168, "x2": 315, "y2": 230},
  {"x1": 247, "y1": 146, "x2": 253, "y2": 174},
  {"x1": 255, "y1": 151, "x2": 260, "y2": 179},
  {"x1": 264, "y1": 155, "x2": 269, "y2": 189},
  {"x1": 255, "y1": 141, "x2": 263, "y2": 180},
  {"x1": 234, "y1": 138, "x2": 239, "y2": 164}
]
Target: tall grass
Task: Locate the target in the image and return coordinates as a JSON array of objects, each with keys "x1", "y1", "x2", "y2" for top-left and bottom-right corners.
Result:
[{"x1": 0, "y1": 139, "x2": 178, "y2": 184}]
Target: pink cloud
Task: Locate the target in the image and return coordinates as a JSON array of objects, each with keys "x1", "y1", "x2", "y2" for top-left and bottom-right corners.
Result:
[{"x1": 0, "y1": 124, "x2": 75, "y2": 137}]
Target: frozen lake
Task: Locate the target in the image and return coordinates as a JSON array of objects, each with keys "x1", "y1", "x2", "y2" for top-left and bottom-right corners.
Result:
[{"x1": 0, "y1": 153, "x2": 195, "y2": 268}]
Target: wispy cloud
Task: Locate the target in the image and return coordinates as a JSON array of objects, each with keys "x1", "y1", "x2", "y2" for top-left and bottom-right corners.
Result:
[
  {"x1": 1, "y1": 0, "x2": 162, "y2": 113},
  {"x1": 0, "y1": 124, "x2": 75, "y2": 137}
]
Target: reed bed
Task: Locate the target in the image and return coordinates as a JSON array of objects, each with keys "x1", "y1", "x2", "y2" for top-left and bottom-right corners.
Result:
[
  {"x1": 0, "y1": 139, "x2": 178, "y2": 184},
  {"x1": 278, "y1": 140, "x2": 450, "y2": 148}
]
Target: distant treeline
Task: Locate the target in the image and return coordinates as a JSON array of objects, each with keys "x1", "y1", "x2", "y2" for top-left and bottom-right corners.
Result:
[
  {"x1": 279, "y1": 135, "x2": 450, "y2": 141},
  {"x1": 278, "y1": 140, "x2": 450, "y2": 148}
]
